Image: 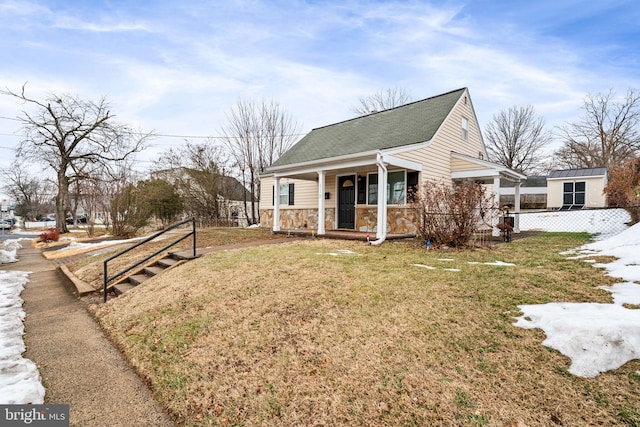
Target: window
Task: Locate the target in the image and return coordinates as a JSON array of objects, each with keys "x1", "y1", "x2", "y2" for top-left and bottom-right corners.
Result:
[
  {"x1": 562, "y1": 181, "x2": 585, "y2": 207},
  {"x1": 407, "y1": 171, "x2": 419, "y2": 202},
  {"x1": 357, "y1": 175, "x2": 367, "y2": 204},
  {"x1": 367, "y1": 173, "x2": 378, "y2": 205},
  {"x1": 461, "y1": 117, "x2": 469, "y2": 140},
  {"x1": 275, "y1": 183, "x2": 295, "y2": 205},
  {"x1": 388, "y1": 171, "x2": 405, "y2": 204},
  {"x1": 367, "y1": 171, "x2": 408, "y2": 205}
]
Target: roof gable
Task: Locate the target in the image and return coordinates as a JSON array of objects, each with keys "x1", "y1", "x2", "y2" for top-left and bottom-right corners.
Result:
[{"x1": 271, "y1": 88, "x2": 467, "y2": 168}]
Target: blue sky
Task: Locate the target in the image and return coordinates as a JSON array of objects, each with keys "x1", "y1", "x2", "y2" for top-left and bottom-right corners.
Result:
[{"x1": 0, "y1": 0, "x2": 639, "y2": 190}]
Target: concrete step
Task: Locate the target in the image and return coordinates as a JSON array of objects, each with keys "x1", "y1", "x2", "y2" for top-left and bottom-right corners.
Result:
[
  {"x1": 129, "y1": 274, "x2": 151, "y2": 286},
  {"x1": 143, "y1": 266, "x2": 165, "y2": 276},
  {"x1": 169, "y1": 250, "x2": 199, "y2": 261},
  {"x1": 111, "y1": 254, "x2": 190, "y2": 298},
  {"x1": 113, "y1": 282, "x2": 136, "y2": 296},
  {"x1": 156, "y1": 257, "x2": 179, "y2": 268}
]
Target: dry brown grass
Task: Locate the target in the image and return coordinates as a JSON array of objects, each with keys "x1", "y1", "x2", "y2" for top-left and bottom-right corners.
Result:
[
  {"x1": 88, "y1": 231, "x2": 640, "y2": 426},
  {"x1": 64, "y1": 227, "x2": 280, "y2": 291}
]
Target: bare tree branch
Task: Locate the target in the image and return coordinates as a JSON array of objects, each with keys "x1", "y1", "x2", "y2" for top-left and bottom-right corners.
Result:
[
  {"x1": 220, "y1": 99, "x2": 299, "y2": 224},
  {"x1": 484, "y1": 105, "x2": 552, "y2": 175},
  {"x1": 555, "y1": 88, "x2": 640, "y2": 169},
  {"x1": 1, "y1": 84, "x2": 151, "y2": 232},
  {"x1": 352, "y1": 87, "x2": 412, "y2": 116}
]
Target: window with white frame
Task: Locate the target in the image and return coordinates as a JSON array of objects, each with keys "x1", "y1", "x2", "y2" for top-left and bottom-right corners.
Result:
[
  {"x1": 367, "y1": 173, "x2": 378, "y2": 205},
  {"x1": 276, "y1": 183, "x2": 294, "y2": 205},
  {"x1": 388, "y1": 171, "x2": 405, "y2": 204},
  {"x1": 563, "y1": 181, "x2": 585, "y2": 207},
  {"x1": 367, "y1": 171, "x2": 406, "y2": 205},
  {"x1": 461, "y1": 117, "x2": 469, "y2": 140}
]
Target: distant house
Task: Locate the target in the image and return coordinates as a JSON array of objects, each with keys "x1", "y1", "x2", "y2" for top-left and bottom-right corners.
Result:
[
  {"x1": 260, "y1": 88, "x2": 525, "y2": 239},
  {"x1": 546, "y1": 167, "x2": 607, "y2": 210},
  {"x1": 152, "y1": 168, "x2": 256, "y2": 224}
]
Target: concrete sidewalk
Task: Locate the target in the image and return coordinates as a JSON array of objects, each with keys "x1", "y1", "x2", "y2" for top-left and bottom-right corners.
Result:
[{"x1": 2, "y1": 244, "x2": 175, "y2": 427}]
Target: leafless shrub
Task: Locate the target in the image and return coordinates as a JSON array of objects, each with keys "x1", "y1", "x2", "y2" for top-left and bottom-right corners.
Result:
[
  {"x1": 604, "y1": 157, "x2": 640, "y2": 224},
  {"x1": 410, "y1": 180, "x2": 496, "y2": 247}
]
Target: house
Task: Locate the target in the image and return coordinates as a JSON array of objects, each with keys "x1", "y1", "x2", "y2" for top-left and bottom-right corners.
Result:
[
  {"x1": 152, "y1": 168, "x2": 257, "y2": 225},
  {"x1": 260, "y1": 88, "x2": 526, "y2": 240},
  {"x1": 546, "y1": 167, "x2": 607, "y2": 210}
]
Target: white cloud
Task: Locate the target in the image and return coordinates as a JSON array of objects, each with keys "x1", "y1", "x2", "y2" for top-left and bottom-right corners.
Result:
[{"x1": 0, "y1": 0, "x2": 639, "y2": 179}]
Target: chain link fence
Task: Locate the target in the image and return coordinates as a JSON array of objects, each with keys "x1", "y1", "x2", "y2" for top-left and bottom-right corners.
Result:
[
  {"x1": 424, "y1": 207, "x2": 633, "y2": 247},
  {"x1": 513, "y1": 207, "x2": 630, "y2": 241}
]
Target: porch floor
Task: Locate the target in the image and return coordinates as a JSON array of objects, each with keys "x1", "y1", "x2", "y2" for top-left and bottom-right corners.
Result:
[
  {"x1": 273, "y1": 228, "x2": 538, "y2": 243},
  {"x1": 274, "y1": 229, "x2": 416, "y2": 242}
]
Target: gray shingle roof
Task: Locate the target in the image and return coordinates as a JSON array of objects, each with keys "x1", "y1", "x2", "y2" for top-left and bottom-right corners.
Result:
[
  {"x1": 548, "y1": 167, "x2": 607, "y2": 179},
  {"x1": 270, "y1": 88, "x2": 466, "y2": 168},
  {"x1": 501, "y1": 176, "x2": 547, "y2": 188}
]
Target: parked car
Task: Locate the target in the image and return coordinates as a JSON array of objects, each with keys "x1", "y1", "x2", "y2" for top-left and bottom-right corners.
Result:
[
  {"x1": 0, "y1": 220, "x2": 12, "y2": 230},
  {"x1": 66, "y1": 215, "x2": 87, "y2": 224}
]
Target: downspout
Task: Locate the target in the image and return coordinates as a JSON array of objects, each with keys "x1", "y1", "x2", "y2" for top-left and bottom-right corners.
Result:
[{"x1": 370, "y1": 152, "x2": 388, "y2": 246}]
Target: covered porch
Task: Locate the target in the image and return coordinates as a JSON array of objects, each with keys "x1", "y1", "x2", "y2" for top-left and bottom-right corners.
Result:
[{"x1": 269, "y1": 150, "x2": 422, "y2": 243}]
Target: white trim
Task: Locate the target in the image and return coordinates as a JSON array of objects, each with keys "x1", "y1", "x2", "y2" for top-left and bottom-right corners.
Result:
[
  {"x1": 492, "y1": 176, "x2": 501, "y2": 237},
  {"x1": 267, "y1": 149, "x2": 380, "y2": 174},
  {"x1": 451, "y1": 169, "x2": 500, "y2": 179},
  {"x1": 267, "y1": 151, "x2": 422, "y2": 180},
  {"x1": 317, "y1": 170, "x2": 326, "y2": 235},
  {"x1": 547, "y1": 174, "x2": 605, "y2": 181},
  {"x1": 375, "y1": 153, "x2": 388, "y2": 240},
  {"x1": 273, "y1": 176, "x2": 280, "y2": 232},
  {"x1": 381, "y1": 154, "x2": 423, "y2": 171}
]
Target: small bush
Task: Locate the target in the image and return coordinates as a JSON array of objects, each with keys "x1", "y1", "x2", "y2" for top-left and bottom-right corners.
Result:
[
  {"x1": 410, "y1": 180, "x2": 496, "y2": 248},
  {"x1": 605, "y1": 158, "x2": 640, "y2": 224},
  {"x1": 38, "y1": 227, "x2": 61, "y2": 243}
]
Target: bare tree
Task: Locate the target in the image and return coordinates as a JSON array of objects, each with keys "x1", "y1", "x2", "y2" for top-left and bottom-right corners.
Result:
[
  {"x1": 1, "y1": 84, "x2": 151, "y2": 232},
  {"x1": 555, "y1": 88, "x2": 640, "y2": 170},
  {"x1": 1, "y1": 160, "x2": 54, "y2": 219},
  {"x1": 220, "y1": 99, "x2": 299, "y2": 224},
  {"x1": 484, "y1": 105, "x2": 552, "y2": 175},
  {"x1": 154, "y1": 142, "x2": 237, "y2": 226},
  {"x1": 352, "y1": 87, "x2": 412, "y2": 116}
]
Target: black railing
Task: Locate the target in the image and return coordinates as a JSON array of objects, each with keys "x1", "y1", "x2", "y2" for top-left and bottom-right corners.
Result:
[{"x1": 103, "y1": 217, "x2": 197, "y2": 302}]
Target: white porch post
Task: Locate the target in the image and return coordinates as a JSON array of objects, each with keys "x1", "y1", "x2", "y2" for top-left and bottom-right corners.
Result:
[
  {"x1": 376, "y1": 161, "x2": 388, "y2": 239},
  {"x1": 514, "y1": 180, "x2": 521, "y2": 233},
  {"x1": 317, "y1": 170, "x2": 326, "y2": 235},
  {"x1": 492, "y1": 175, "x2": 501, "y2": 237},
  {"x1": 273, "y1": 176, "x2": 280, "y2": 232}
]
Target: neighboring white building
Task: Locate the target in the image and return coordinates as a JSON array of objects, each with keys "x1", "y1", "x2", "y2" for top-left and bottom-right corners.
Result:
[{"x1": 546, "y1": 167, "x2": 607, "y2": 210}]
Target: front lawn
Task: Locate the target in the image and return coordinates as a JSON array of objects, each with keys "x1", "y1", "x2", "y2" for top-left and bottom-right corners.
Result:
[{"x1": 92, "y1": 232, "x2": 639, "y2": 426}]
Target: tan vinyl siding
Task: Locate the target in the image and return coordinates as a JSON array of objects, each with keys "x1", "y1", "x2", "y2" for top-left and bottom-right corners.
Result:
[
  {"x1": 261, "y1": 176, "x2": 274, "y2": 207},
  {"x1": 260, "y1": 176, "x2": 319, "y2": 209},
  {"x1": 451, "y1": 157, "x2": 488, "y2": 172},
  {"x1": 397, "y1": 90, "x2": 487, "y2": 183}
]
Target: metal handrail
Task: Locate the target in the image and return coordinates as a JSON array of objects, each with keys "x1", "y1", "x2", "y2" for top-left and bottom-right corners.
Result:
[{"x1": 103, "y1": 217, "x2": 196, "y2": 302}]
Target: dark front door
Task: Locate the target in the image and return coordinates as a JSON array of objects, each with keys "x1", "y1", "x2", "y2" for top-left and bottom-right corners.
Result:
[{"x1": 338, "y1": 175, "x2": 356, "y2": 229}]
